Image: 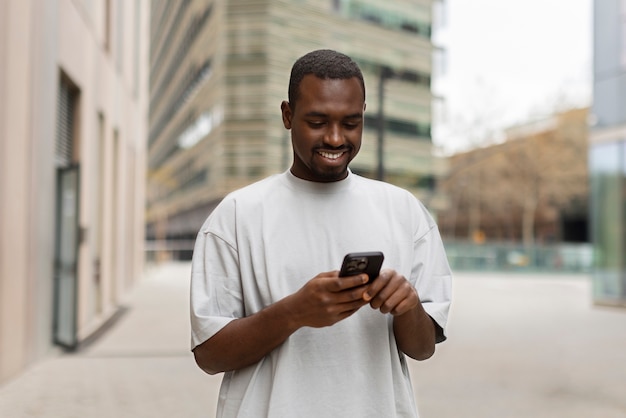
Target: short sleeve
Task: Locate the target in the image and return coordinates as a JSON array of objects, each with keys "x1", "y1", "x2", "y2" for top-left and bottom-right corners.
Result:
[
  {"x1": 411, "y1": 215, "x2": 453, "y2": 343},
  {"x1": 190, "y1": 206, "x2": 243, "y2": 350}
]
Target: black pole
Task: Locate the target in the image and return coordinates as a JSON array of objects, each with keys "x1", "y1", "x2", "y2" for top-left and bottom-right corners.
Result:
[{"x1": 377, "y1": 67, "x2": 392, "y2": 181}]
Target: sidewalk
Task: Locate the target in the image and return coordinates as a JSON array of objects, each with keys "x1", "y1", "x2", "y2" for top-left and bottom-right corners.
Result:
[
  {"x1": 0, "y1": 262, "x2": 222, "y2": 418},
  {"x1": 1, "y1": 264, "x2": 625, "y2": 417},
  {"x1": 413, "y1": 272, "x2": 626, "y2": 418}
]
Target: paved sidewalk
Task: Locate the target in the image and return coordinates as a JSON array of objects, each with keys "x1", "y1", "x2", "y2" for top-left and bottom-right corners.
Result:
[
  {"x1": 1, "y1": 263, "x2": 625, "y2": 417},
  {"x1": 412, "y1": 272, "x2": 626, "y2": 418},
  {"x1": 0, "y1": 262, "x2": 222, "y2": 418}
]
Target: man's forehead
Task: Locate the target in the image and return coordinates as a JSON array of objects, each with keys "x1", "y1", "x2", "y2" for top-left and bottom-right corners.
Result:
[{"x1": 299, "y1": 75, "x2": 364, "y2": 99}]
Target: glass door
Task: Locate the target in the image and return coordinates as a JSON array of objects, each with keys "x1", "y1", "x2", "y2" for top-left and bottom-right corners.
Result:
[{"x1": 53, "y1": 165, "x2": 80, "y2": 348}]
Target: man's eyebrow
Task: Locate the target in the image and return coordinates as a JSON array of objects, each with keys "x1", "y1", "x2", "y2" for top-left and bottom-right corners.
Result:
[
  {"x1": 304, "y1": 111, "x2": 328, "y2": 118},
  {"x1": 303, "y1": 112, "x2": 363, "y2": 119}
]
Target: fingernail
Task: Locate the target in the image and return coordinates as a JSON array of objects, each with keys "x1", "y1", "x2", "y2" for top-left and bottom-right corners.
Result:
[{"x1": 363, "y1": 292, "x2": 372, "y2": 301}]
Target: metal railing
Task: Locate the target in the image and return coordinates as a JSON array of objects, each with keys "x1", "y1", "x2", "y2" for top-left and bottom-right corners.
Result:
[
  {"x1": 144, "y1": 240, "x2": 196, "y2": 262},
  {"x1": 443, "y1": 241, "x2": 593, "y2": 273},
  {"x1": 145, "y1": 239, "x2": 594, "y2": 273}
]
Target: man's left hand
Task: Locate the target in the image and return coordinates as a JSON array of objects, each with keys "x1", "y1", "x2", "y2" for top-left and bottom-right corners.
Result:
[{"x1": 362, "y1": 269, "x2": 419, "y2": 316}]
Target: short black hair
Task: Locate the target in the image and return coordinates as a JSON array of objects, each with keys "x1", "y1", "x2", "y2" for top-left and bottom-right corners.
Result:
[{"x1": 288, "y1": 49, "x2": 365, "y2": 108}]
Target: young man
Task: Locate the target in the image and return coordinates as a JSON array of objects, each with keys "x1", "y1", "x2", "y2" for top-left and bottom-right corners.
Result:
[{"x1": 190, "y1": 49, "x2": 452, "y2": 417}]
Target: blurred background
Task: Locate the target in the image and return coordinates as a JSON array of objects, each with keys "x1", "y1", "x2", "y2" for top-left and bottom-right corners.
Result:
[{"x1": 1, "y1": 0, "x2": 625, "y2": 416}]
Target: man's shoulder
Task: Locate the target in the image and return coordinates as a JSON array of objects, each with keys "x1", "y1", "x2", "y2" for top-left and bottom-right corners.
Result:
[
  {"x1": 352, "y1": 174, "x2": 433, "y2": 220},
  {"x1": 352, "y1": 174, "x2": 415, "y2": 199},
  {"x1": 202, "y1": 174, "x2": 285, "y2": 231},
  {"x1": 224, "y1": 172, "x2": 286, "y2": 201}
]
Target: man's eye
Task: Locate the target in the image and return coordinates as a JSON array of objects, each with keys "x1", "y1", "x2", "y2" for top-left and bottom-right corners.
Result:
[
  {"x1": 344, "y1": 121, "x2": 360, "y2": 129},
  {"x1": 308, "y1": 121, "x2": 325, "y2": 128}
]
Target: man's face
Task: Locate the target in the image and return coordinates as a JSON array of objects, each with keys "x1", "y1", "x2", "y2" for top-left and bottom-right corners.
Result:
[{"x1": 281, "y1": 75, "x2": 366, "y2": 182}]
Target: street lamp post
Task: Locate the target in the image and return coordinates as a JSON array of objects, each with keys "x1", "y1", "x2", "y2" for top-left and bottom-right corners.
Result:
[
  {"x1": 376, "y1": 67, "x2": 420, "y2": 182},
  {"x1": 377, "y1": 66, "x2": 393, "y2": 181}
]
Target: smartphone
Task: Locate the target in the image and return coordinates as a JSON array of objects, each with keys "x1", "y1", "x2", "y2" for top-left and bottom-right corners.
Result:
[{"x1": 339, "y1": 251, "x2": 384, "y2": 281}]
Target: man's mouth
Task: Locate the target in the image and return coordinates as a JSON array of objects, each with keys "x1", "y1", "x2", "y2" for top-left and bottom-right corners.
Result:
[{"x1": 318, "y1": 150, "x2": 346, "y2": 160}]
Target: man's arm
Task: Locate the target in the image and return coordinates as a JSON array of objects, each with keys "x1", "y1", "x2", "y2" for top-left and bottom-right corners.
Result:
[
  {"x1": 193, "y1": 271, "x2": 370, "y2": 375},
  {"x1": 193, "y1": 296, "x2": 298, "y2": 375},
  {"x1": 392, "y1": 302, "x2": 436, "y2": 360},
  {"x1": 363, "y1": 270, "x2": 437, "y2": 360}
]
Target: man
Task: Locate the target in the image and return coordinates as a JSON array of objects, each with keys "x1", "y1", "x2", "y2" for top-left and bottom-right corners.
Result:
[{"x1": 190, "y1": 49, "x2": 452, "y2": 417}]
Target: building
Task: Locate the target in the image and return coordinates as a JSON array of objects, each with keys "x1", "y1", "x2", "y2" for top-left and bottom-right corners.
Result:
[
  {"x1": 0, "y1": 0, "x2": 149, "y2": 384},
  {"x1": 438, "y1": 108, "x2": 589, "y2": 246},
  {"x1": 146, "y1": 0, "x2": 447, "y2": 258},
  {"x1": 589, "y1": 0, "x2": 626, "y2": 306}
]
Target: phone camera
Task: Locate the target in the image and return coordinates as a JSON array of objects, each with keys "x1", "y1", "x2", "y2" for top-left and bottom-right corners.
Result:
[{"x1": 346, "y1": 257, "x2": 368, "y2": 272}]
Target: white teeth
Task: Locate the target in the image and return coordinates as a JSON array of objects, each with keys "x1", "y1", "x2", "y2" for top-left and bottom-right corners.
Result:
[{"x1": 319, "y1": 151, "x2": 343, "y2": 160}]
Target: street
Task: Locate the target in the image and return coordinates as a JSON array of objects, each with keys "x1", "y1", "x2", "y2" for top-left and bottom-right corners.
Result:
[{"x1": 1, "y1": 263, "x2": 625, "y2": 417}]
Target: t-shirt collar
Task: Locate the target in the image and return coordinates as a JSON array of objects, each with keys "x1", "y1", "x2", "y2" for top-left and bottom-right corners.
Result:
[{"x1": 283, "y1": 169, "x2": 354, "y2": 194}]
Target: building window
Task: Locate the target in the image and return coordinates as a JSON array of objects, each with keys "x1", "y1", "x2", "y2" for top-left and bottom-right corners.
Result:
[
  {"x1": 149, "y1": 58, "x2": 212, "y2": 145},
  {"x1": 133, "y1": 0, "x2": 141, "y2": 97},
  {"x1": 364, "y1": 115, "x2": 431, "y2": 139},
  {"x1": 622, "y1": 0, "x2": 626, "y2": 68},
  {"x1": 342, "y1": 1, "x2": 431, "y2": 38},
  {"x1": 104, "y1": 0, "x2": 111, "y2": 52},
  {"x1": 56, "y1": 75, "x2": 79, "y2": 167},
  {"x1": 116, "y1": 0, "x2": 124, "y2": 72},
  {"x1": 590, "y1": 141, "x2": 625, "y2": 303}
]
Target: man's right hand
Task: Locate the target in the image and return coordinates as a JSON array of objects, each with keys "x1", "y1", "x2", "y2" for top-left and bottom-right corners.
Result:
[
  {"x1": 193, "y1": 270, "x2": 369, "y2": 375},
  {"x1": 284, "y1": 271, "x2": 370, "y2": 329}
]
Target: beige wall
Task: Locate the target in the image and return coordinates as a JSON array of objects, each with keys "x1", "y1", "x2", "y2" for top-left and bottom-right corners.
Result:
[
  {"x1": 0, "y1": 0, "x2": 34, "y2": 383},
  {"x1": 0, "y1": 0, "x2": 149, "y2": 384}
]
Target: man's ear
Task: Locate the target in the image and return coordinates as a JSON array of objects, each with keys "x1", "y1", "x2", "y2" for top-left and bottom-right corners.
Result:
[{"x1": 281, "y1": 101, "x2": 292, "y2": 129}]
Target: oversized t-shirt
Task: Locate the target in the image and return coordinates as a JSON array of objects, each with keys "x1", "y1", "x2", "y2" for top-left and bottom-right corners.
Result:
[{"x1": 190, "y1": 170, "x2": 452, "y2": 417}]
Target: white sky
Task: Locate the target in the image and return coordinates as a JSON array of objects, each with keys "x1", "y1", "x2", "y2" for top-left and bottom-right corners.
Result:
[{"x1": 433, "y1": 0, "x2": 593, "y2": 153}]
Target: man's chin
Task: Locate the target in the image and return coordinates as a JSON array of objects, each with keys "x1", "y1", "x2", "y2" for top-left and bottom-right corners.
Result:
[{"x1": 312, "y1": 166, "x2": 349, "y2": 182}]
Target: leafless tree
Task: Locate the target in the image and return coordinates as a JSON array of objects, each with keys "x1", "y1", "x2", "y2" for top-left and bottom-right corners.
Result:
[{"x1": 438, "y1": 108, "x2": 588, "y2": 246}]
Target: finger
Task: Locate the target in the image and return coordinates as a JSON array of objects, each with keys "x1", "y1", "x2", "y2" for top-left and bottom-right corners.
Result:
[
  {"x1": 338, "y1": 298, "x2": 369, "y2": 315},
  {"x1": 336, "y1": 273, "x2": 369, "y2": 291},
  {"x1": 378, "y1": 291, "x2": 404, "y2": 314},
  {"x1": 380, "y1": 284, "x2": 418, "y2": 314},
  {"x1": 389, "y1": 299, "x2": 415, "y2": 316},
  {"x1": 314, "y1": 271, "x2": 364, "y2": 292},
  {"x1": 362, "y1": 269, "x2": 393, "y2": 302},
  {"x1": 368, "y1": 273, "x2": 400, "y2": 309}
]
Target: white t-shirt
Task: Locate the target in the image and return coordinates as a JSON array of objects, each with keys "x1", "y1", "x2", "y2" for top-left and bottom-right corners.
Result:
[{"x1": 190, "y1": 170, "x2": 452, "y2": 417}]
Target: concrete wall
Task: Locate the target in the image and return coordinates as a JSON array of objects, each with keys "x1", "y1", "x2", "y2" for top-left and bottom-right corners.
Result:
[{"x1": 0, "y1": 0, "x2": 149, "y2": 384}]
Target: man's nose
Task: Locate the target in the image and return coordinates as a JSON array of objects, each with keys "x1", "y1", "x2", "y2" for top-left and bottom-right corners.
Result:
[{"x1": 324, "y1": 123, "x2": 344, "y2": 147}]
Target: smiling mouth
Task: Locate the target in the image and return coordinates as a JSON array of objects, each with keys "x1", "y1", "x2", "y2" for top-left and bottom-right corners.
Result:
[{"x1": 318, "y1": 150, "x2": 346, "y2": 160}]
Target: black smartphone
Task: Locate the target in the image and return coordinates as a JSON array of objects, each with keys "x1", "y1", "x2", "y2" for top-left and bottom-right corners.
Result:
[{"x1": 339, "y1": 251, "x2": 384, "y2": 281}]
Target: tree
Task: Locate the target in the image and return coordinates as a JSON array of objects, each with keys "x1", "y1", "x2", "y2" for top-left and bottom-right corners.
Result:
[{"x1": 438, "y1": 108, "x2": 589, "y2": 245}]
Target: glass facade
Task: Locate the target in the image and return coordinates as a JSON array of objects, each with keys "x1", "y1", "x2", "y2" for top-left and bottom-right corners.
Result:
[
  {"x1": 590, "y1": 0, "x2": 626, "y2": 305},
  {"x1": 589, "y1": 141, "x2": 626, "y2": 304},
  {"x1": 146, "y1": 0, "x2": 446, "y2": 256}
]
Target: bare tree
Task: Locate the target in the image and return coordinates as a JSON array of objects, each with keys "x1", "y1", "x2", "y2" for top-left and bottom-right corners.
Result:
[{"x1": 438, "y1": 108, "x2": 588, "y2": 245}]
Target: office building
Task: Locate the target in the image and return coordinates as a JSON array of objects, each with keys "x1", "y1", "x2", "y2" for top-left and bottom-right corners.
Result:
[
  {"x1": 0, "y1": 0, "x2": 149, "y2": 383},
  {"x1": 147, "y1": 0, "x2": 446, "y2": 257},
  {"x1": 589, "y1": 0, "x2": 626, "y2": 306}
]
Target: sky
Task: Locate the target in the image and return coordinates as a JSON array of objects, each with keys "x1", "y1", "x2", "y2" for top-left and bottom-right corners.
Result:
[{"x1": 433, "y1": 0, "x2": 593, "y2": 153}]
